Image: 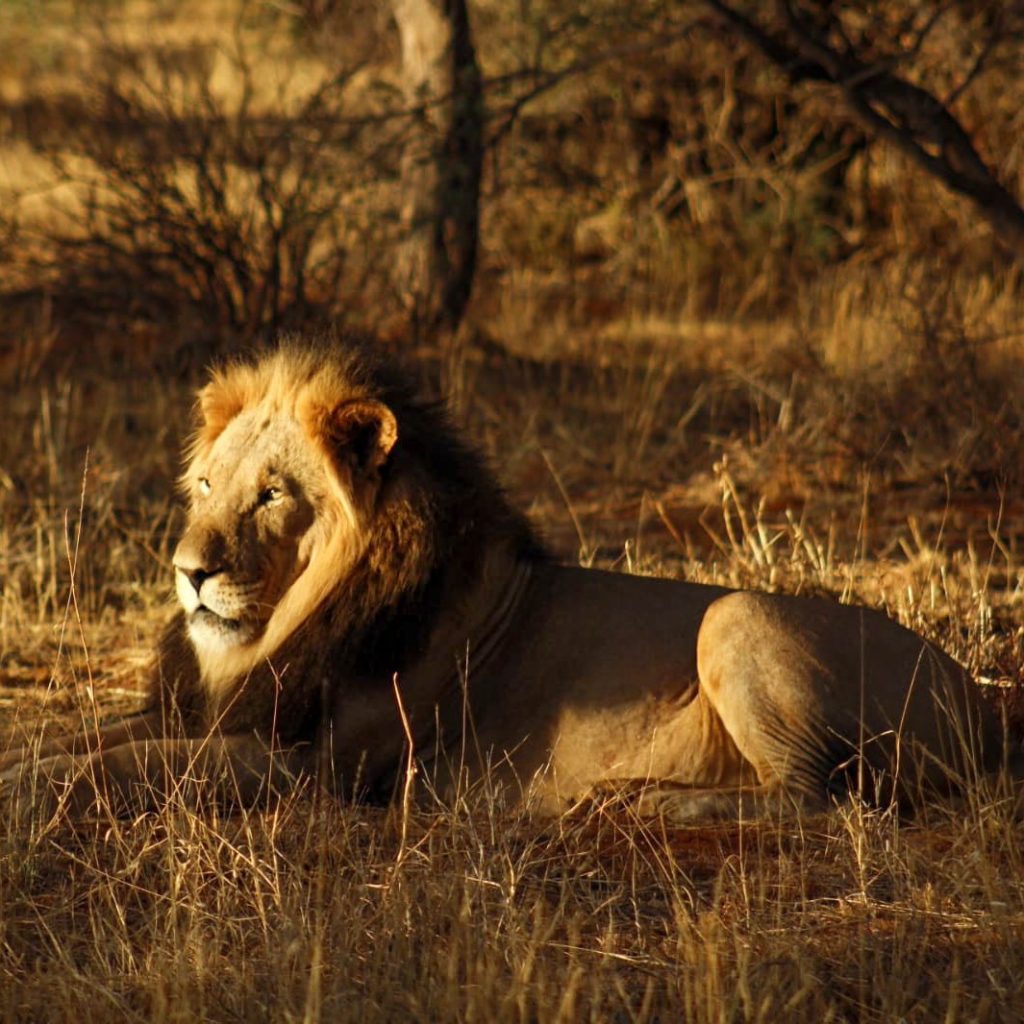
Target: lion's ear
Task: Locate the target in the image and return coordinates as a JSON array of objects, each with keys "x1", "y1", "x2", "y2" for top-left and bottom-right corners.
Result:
[
  {"x1": 327, "y1": 399, "x2": 398, "y2": 475},
  {"x1": 198, "y1": 371, "x2": 251, "y2": 437}
]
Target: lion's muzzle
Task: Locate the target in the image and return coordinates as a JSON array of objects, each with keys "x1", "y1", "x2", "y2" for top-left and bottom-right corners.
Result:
[{"x1": 173, "y1": 530, "x2": 260, "y2": 648}]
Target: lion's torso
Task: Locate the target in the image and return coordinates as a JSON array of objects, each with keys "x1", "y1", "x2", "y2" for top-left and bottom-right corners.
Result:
[{"x1": 318, "y1": 560, "x2": 1008, "y2": 813}]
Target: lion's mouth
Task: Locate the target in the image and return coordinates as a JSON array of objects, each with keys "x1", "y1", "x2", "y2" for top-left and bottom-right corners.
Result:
[
  {"x1": 191, "y1": 607, "x2": 242, "y2": 631},
  {"x1": 187, "y1": 606, "x2": 257, "y2": 647}
]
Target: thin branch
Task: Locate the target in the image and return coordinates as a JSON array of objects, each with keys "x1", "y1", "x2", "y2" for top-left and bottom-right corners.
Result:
[
  {"x1": 703, "y1": 0, "x2": 1024, "y2": 258},
  {"x1": 945, "y1": 23, "x2": 1002, "y2": 108},
  {"x1": 908, "y1": 4, "x2": 954, "y2": 59},
  {"x1": 486, "y1": 19, "x2": 702, "y2": 147}
]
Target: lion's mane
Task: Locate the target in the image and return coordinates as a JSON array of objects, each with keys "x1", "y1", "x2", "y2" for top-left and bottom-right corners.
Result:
[{"x1": 150, "y1": 337, "x2": 544, "y2": 741}]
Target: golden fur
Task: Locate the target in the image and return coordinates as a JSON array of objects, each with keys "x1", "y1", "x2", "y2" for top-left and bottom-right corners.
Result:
[{"x1": 1, "y1": 338, "x2": 1019, "y2": 821}]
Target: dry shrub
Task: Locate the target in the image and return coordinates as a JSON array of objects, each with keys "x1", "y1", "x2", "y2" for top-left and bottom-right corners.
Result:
[
  {"x1": 10, "y1": 34, "x2": 402, "y2": 360},
  {"x1": 478, "y1": 2, "x2": 1024, "y2": 331}
]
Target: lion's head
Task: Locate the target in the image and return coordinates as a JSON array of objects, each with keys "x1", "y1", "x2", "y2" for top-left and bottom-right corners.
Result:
[{"x1": 172, "y1": 338, "x2": 540, "y2": 704}]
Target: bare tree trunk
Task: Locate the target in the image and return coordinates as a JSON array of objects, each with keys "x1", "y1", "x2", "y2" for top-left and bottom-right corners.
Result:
[{"x1": 391, "y1": 0, "x2": 483, "y2": 337}]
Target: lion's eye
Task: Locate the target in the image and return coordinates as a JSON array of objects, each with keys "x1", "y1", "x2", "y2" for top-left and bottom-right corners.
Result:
[
  {"x1": 198, "y1": 477, "x2": 212, "y2": 496},
  {"x1": 258, "y1": 486, "x2": 282, "y2": 506}
]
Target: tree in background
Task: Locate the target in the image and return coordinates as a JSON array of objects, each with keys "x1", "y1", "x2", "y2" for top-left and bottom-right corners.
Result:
[{"x1": 391, "y1": 0, "x2": 483, "y2": 337}]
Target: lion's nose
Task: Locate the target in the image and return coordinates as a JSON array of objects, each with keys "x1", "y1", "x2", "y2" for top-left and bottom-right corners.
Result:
[
  {"x1": 173, "y1": 527, "x2": 228, "y2": 596},
  {"x1": 183, "y1": 566, "x2": 216, "y2": 595}
]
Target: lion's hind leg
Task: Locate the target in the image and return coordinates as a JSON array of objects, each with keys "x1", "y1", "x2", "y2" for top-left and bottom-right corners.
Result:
[
  {"x1": 573, "y1": 777, "x2": 829, "y2": 826},
  {"x1": 692, "y1": 588, "x2": 1011, "y2": 812},
  {"x1": 601, "y1": 779, "x2": 827, "y2": 824},
  {"x1": 642, "y1": 781, "x2": 831, "y2": 823},
  {"x1": 692, "y1": 591, "x2": 874, "y2": 811}
]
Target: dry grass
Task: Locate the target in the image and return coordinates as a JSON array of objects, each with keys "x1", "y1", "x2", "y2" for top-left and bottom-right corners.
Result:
[
  {"x1": 3, "y1": 322, "x2": 1024, "y2": 1021},
  {"x1": 3, "y1": 1, "x2": 1024, "y2": 1020},
  {"x1": 4, "y1": 784, "x2": 1024, "y2": 1022}
]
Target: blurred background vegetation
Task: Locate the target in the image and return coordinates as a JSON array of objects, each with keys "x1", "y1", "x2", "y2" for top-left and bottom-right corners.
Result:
[
  {"x1": 1, "y1": 0, "x2": 1022, "y2": 366},
  {"x1": 0, "y1": 0, "x2": 1020, "y2": 619}
]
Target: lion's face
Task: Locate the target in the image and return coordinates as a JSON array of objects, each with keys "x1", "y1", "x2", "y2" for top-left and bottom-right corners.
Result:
[
  {"x1": 174, "y1": 407, "x2": 327, "y2": 653},
  {"x1": 173, "y1": 353, "x2": 399, "y2": 682}
]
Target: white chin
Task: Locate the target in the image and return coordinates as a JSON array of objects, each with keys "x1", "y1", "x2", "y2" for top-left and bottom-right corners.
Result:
[{"x1": 187, "y1": 609, "x2": 256, "y2": 650}]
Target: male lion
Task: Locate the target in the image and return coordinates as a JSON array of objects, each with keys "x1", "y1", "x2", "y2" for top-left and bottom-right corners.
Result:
[{"x1": 1, "y1": 339, "x2": 1019, "y2": 821}]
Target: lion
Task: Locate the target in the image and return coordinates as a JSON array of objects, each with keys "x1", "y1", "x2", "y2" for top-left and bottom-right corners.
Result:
[{"x1": 1, "y1": 338, "x2": 1019, "y2": 821}]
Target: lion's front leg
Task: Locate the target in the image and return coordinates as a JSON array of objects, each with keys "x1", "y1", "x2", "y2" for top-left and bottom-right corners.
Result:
[
  {"x1": 0, "y1": 709, "x2": 169, "y2": 775},
  {"x1": 1, "y1": 734, "x2": 315, "y2": 821}
]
